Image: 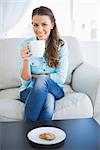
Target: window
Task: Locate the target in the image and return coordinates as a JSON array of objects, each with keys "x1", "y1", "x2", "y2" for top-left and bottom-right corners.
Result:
[
  {"x1": 6, "y1": 0, "x2": 71, "y2": 38},
  {"x1": 1, "y1": 0, "x2": 99, "y2": 41},
  {"x1": 72, "y1": 0, "x2": 99, "y2": 41}
]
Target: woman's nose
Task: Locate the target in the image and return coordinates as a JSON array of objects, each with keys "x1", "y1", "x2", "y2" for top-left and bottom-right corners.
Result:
[{"x1": 37, "y1": 26, "x2": 43, "y2": 32}]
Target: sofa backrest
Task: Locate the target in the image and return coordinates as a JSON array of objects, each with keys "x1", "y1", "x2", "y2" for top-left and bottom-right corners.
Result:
[
  {"x1": 0, "y1": 38, "x2": 21, "y2": 89},
  {"x1": 64, "y1": 36, "x2": 83, "y2": 84},
  {"x1": 0, "y1": 36, "x2": 83, "y2": 89}
]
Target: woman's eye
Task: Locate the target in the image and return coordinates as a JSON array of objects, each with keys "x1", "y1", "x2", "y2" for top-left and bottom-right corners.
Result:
[
  {"x1": 42, "y1": 24, "x2": 47, "y2": 27},
  {"x1": 33, "y1": 24, "x2": 38, "y2": 27}
]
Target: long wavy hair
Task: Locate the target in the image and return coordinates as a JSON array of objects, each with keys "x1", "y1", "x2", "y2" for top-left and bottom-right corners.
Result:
[{"x1": 32, "y1": 6, "x2": 64, "y2": 68}]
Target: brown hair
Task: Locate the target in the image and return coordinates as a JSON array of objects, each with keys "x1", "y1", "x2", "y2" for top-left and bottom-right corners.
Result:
[{"x1": 32, "y1": 6, "x2": 64, "y2": 67}]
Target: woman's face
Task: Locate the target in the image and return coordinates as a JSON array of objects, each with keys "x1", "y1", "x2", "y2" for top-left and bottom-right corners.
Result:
[{"x1": 32, "y1": 15, "x2": 54, "y2": 41}]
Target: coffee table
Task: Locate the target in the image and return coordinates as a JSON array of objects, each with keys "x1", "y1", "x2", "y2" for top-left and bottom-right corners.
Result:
[{"x1": 0, "y1": 118, "x2": 99, "y2": 150}]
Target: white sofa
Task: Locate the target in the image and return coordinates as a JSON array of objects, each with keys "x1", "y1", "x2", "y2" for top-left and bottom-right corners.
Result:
[{"x1": 0, "y1": 36, "x2": 100, "y2": 124}]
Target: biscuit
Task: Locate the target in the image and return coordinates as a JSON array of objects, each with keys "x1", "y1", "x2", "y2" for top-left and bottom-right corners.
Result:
[{"x1": 39, "y1": 133, "x2": 55, "y2": 140}]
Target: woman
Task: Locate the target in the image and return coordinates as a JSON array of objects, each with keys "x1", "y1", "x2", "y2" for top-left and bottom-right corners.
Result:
[{"x1": 19, "y1": 6, "x2": 69, "y2": 121}]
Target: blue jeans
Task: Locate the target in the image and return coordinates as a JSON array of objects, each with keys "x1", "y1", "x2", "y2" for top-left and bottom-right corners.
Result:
[{"x1": 20, "y1": 76, "x2": 64, "y2": 121}]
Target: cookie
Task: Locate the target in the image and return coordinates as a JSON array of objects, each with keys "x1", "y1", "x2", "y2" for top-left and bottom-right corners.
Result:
[{"x1": 39, "y1": 133, "x2": 55, "y2": 140}]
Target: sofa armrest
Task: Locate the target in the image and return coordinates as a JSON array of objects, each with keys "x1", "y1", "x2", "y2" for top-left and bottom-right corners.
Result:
[{"x1": 71, "y1": 63, "x2": 100, "y2": 124}]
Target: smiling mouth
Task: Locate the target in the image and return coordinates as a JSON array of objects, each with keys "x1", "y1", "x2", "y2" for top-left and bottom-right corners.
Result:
[
  {"x1": 38, "y1": 35, "x2": 44, "y2": 37},
  {"x1": 37, "y1": 36, "x2": 45, "y2": 40}
]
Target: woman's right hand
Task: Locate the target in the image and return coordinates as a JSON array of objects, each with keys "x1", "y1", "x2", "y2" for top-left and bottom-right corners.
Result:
[{"x1": 20, "y1": 48, "x2": 31, "y2": 61}]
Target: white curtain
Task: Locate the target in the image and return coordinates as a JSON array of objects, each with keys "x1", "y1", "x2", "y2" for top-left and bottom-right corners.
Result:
[{"x1": 0, "y1": 0, "x2": 31, "y2": 38}]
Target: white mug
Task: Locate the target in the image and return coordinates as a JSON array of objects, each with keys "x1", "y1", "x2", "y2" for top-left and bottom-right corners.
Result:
[{"x1": 29, "y1": 40, "x2": 45, "y2": 57}]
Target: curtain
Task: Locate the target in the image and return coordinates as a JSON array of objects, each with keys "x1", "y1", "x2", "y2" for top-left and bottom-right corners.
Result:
[{"x1": 0, "y1": 0, "x2": 31, "y2": 38}]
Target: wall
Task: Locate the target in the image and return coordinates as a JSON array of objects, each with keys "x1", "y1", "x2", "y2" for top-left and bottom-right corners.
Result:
[{"x1": 80, "y1": 41, "x2": 100, "y2": 68}]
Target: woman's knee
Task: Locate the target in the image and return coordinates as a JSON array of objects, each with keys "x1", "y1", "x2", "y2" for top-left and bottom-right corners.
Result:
[
  {"x1": 34, "y1": 76, "x2": 49, "y2": 89},
  {"x1": 39, "y1": 93, "x2": 55, "y2": 120},
  {"x1": 45, "y1": 93, "x2": 55, "y2": 113}
]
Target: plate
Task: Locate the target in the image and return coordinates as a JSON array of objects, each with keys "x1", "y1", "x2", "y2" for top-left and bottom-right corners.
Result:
[{"x1": 27, "y1": 126, "x2": 66, "y2": 145}]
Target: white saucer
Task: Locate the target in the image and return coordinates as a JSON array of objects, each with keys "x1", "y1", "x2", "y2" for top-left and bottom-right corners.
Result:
[{"x1": 27, "y1": 126, "x2": 66, "y2": 145}]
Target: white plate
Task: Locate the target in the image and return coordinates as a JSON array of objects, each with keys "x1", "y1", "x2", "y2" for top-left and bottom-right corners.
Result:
[{"x1": 27, "y1": 126, "x2": 66, "y2": 145}]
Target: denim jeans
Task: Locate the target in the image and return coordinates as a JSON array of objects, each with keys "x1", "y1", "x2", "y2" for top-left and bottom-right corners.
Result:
[{"x1": 20, "y1": 76, "x2": 64, "y2": 121}]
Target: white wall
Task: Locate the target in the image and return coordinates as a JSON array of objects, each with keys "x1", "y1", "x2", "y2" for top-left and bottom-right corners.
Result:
[{"x1": 80, "y1": 41, "x2": 100, "y2": 68}]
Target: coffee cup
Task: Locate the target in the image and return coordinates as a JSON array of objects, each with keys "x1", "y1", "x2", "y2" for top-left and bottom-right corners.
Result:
[{"x1": 29, "y1": 40, "x2": 45, "y2": 57}]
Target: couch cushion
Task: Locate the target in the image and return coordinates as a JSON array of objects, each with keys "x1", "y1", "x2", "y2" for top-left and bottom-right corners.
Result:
[
  {"x1": 0, "y1": 88, "x2": 20, "y2": 100},
  {"x1": 0, "y1": 99, "x2": 24, "y2": 121},
  {"x1": 64, "y1": 36, "x2": 83, "y2": 84},
  {"x1": 0, "y1": 91, "x2": 93, "y2": 121},
  {"x1": 0, "y1": 38, "x2": 21, "y2": 89},
  {"x1": 63, "y1": 84, "x2": 74, "y2": 94},
  {"x1": 54, "y1": 92, "x2": 93, "y2": 119}
]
